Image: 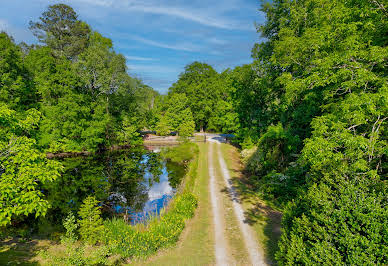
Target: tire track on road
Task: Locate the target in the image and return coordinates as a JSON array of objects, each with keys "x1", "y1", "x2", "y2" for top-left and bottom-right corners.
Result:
[{"x1": 208, "y1": 142, "x2": 231, "y2": 266}]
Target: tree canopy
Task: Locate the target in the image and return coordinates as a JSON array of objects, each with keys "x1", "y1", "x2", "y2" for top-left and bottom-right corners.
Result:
[{"x1": 0, "y1": 4, "x2": 160, "y2": 226}]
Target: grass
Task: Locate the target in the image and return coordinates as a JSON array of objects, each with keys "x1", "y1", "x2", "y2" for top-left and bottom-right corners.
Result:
[
  {"x1": 130, "y1": 143, "x2": 214, "y2": 265},
  {"x1": 219, "y1": 143, "x2": 283, "y2": 264},
  {"x1": 193, "y1": 134, "x2": 205, "y2": 142},
  {"x1": 0, "y1": 238, "x2": 52, "y2": 265}
]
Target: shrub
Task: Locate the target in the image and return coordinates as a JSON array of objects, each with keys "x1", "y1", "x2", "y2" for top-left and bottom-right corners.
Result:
[
  {"x1": 78, "y1": 196, "x2": 104, "y2": 245},
  {"x1": 277, "y1": 178, "x2": 388, "y2": 265},
  {"x1": 61, "y1": 211, "x2": 78, "y2": 244}
]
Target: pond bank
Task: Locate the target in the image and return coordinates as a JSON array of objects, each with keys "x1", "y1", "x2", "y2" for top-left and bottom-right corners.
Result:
[{"x1": 46, "y1": 144, "x2": 136, "y2": 159}]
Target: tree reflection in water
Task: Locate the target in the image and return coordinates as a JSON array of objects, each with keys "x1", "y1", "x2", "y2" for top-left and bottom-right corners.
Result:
[{"x1": 43, "y1": 146, "x2": 185, "y2": 223}]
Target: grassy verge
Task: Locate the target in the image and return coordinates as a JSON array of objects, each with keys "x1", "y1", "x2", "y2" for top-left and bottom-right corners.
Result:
[
  {"x1": 131, "y1": 143, "x2": 214, "y2": 265},
  {"x1": 219, "y1": 143, "x2": 282, "y2": 264}
]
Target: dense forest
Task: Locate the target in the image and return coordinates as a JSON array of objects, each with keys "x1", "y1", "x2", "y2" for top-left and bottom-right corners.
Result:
[
  {"x1": 1, "y1": 0, "x2": 387, "y2": 265},
  {"x1": 144, "y1": 0, "x2": 388, "y2": 263}
]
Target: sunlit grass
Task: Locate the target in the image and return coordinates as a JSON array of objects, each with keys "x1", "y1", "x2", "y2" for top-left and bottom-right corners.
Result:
[{"x1": 131, "y1": 143, "x2": 214, "y2": 265}]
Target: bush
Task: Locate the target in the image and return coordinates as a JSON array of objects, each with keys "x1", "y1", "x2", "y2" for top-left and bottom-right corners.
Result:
[
  {"x1": 61, "y1": 211, "x2": 78, "y2": 244},
  {"x1": 277, "y1": 178, "x2": 387, "y2": 265},
  {"x1": 78, "y1": 196, "x2": 104, "y2": 245}
]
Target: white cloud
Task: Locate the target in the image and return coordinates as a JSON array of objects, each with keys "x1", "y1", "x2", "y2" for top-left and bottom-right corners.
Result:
[
  {"x1": 127, "y1": 63, "x2": 178, "y2": 74},
  {"x1": 147, "y1": 180, "x2": 173, "y2": 202},
  {"x1": 208, "y1": 37, "x2": 228, "y2": 45},
  {"x1": 129, "y1": 35, "x2": 201, "y2": 52},
  {"x1": 124, "y1": 4, "x2": 251, "y2": 30},
  {"x1": 125, "y1": 55, "x2": 156, "y2": 61},
  {"x1": 68, "y1": 0, "x2": 115, "y2": 7},
  {"x1": 68, "y1": 0, "x2": 254, "y2": 30}
]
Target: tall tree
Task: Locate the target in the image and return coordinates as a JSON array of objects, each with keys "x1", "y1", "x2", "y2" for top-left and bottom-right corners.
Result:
[
  {"x1": 169, "y1": 62, "x2": 221, "y2": 131},
  {"x1": 29, "y1": 4, "x2": 90, "y2": 59},
  {"x1": 156, "y1": 93, "x2": 195, "y2": 136}
]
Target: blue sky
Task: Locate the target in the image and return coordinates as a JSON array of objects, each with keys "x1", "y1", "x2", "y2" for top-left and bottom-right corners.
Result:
[{"x1": 0, "y1": 0, "x2": 264, "y2": 93}]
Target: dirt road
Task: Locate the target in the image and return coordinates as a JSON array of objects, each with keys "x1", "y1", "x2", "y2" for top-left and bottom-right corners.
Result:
[{"x1": 207, "y1": 136, "x2": 266, "y2": 266}]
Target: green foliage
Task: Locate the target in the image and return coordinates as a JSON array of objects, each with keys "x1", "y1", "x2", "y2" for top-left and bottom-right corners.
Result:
[
  {"x1": 245, "y1": 0, "x2": 388, "y2": 263},
  {"x1": 156, "y1": 93, "x2": 195, "y2": 136},
  {"x1": 78, "y1": 196, "x2": 104, "y2": 245},
  {"x1": 245, "y1": 123, "x2": 299, "y2": 177},
  {"x1": 61, "y1": 212, "x2": 78, "y2": 244},
  {"x1": 176, "y1": 108, "x2": 195, "y2": 137},
  {"x1": 21, "y1": 4, "x2": 159, "y2": 153},
  {"x1": 161, "y1": 142, "x2": 199, "y2": 165},
  {"x1": 208, "y1": 99, "x2": 239, "y2": 134},
  {"x1": 277, "y1": 170, "x2": 388, "y2": 264},
  {"x1": 0, "y1": 103, "x2": 62, "y2": 226},
  {"x1": 29, "y1": 3, "x2": 91, "y2": 59},
  {"x1": 102, "y1": 192, "x2": 198, "y2": 258},
  {"x1": 169, "y1": 62, "x2": 226, "y2": 131},
  {"x1": 0, "y1": 33, "x2": 37, "y2": 110},
  {"x1": 39, "y1": 243, "x2": 111, "y2": 266},
  {"x1": 116, "y1": 116, "x2": 142, "y2": 145},
  {"x1": 156, "y1": 115, "x2": 172, "y2": 136}
]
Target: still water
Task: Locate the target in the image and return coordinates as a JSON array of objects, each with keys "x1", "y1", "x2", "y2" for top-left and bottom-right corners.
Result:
[{"x1": 45, "y1": 146, "x2": 185, "y2": 224}]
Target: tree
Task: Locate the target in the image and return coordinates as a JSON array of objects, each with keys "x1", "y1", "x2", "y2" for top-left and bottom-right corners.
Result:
[
  {"x1": 29, "y1": 4, "x2": 90, "y2": 59},
  {"x1": 0, "y1": 104, "x2": 62, "y2": 226},
  {"x1": 78, "y1": 196, "x2": 104, "y2": 244},
  {"x1": 248, "y1": 0, "x2": 388, "y2": 263},
  {"x1": 156, "y1": 115, "x2": 172, "y2": 136},
  {"x1": 169, "y1": 62, "x2": 221, "y2": 131},
  {"x1": 0, "y1": 33, "x2": 37, "y2": 110},
  {"x1": 176, "y1": 108, "x2": 195, "y2": 137},
  {"x1": 208, "y1": 100, "x2": 239, "y2": 134},
  {"x1": 26, "y1": 8, "x2": 148, "y2": 152},
  {"x1": 278, "y1": 98, "x2": 387, "y2": 264},
  {"x1": 156, "y1": 93, "x2": 195, "y2": 136}
]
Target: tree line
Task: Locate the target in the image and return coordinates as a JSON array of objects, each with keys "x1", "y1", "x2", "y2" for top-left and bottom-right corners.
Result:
[
  {"x1": 153, "y1": 0, "x2": 387, "y2": 264},
  {"x1": 0, "y1": 4, "x2": 159, "y2": 227},
  {"x1": 0, "y1": 0, "x2": 387, "y2": 264}
]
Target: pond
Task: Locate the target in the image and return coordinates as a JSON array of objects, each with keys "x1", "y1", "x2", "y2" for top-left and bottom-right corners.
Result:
[{"x1": 44, "y1": 146, "x2": 185, "y2": 224}]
